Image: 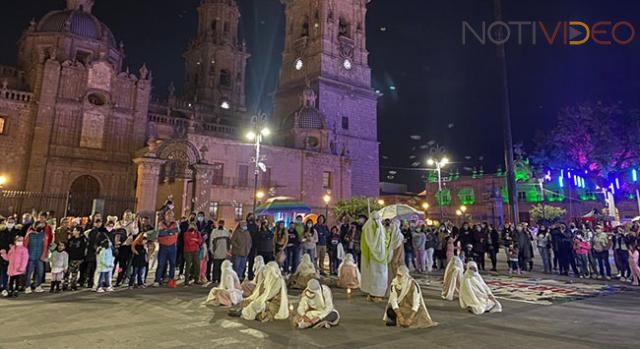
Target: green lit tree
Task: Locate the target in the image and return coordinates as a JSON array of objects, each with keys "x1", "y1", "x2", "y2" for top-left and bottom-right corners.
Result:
[
  {"x1": 333, "y1": 197, "x2": 383, "y2": 220},
  {"x1": 529, "y1": 204, "x2": 566, "y2": 225}
]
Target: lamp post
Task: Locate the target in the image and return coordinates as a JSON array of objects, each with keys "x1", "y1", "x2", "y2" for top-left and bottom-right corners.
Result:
[
  {"x1": 427, "y1": 157, "x2": 449, "y2": 220},
  {"x1": 247, "y1": 112, "x2": 270, "y2": 214},
  {"x1": 421, "y1": 202, "x2": 429, "y2": 217},
  {"x1": 323, "y1": 194, "x2": 331, "y2": 220},
  {"x1": 0, "y1": 175, "x2": 6, "y2": 190}
]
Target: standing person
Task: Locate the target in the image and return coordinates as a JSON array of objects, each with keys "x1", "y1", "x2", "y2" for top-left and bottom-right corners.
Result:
[
  {"x1": 301, "y1": 219, "x2": 318, "y2": 266},
  {"x1": 486, "y1": 224, "x2": 500, "y2": 272},
  {"x1": 314, "y1": 215, "x2": 329, "y2": 275},
  {"x1": 285, "y1": 222, "x2": 301, "y2": 274},
  {"x1": 592, "y1": 225, "x2": 612, "y2": 280},
  {"x1": 246, "y1": 214, "x2": 259, "y2": 281},
  {"x1": 230, "y1": 222, "x2": 252, "y2": 282},
  {"x1": 515, "y1": 224, "x2": 532, "y2": 272},
  {"x1": 273, "y1": 221, "x2": 288, "y2": 268},
  {"x1": 536, "y1": 226, "x2": 552, "y2": 274},
  {"x1": 327, "y1": 226, "x2": 341, "y2": 275},
  {"x1": 96, "y1": 239, "x2": 114, "y2": 293},
  {"x1": 153, "y1": 208, "x2": 179, "y2": 288},
  {"x1": 49, "y1": 242, "x2": 68, "y2": 293},
  {"x1": 402, "y1": 221, "x2": 415, "y2": 270},
  {"x1": 436, "y1": 225, "x2": 449, "y2": 269},
  {"x1": 412, "y1": 224, "x2": 426, "y2": 273},
  {"x1": 353, "y1": 215, "x2": 365, "y2": 267},
  {"x1": 628, "y1": 243, "x2": 640, "y2": 286},
  {"x1": 0, "y1": 219, "x2": 11, "y2": 296},
  {"x1": 195, "y1": 211, "x2": 213, "y2": 282},
  {"x1": 582, "y1": 224, "x2": 598, "y2": 278},
  {"x1": 183, "y1": 224, "x2": 203, "y2": 286},
  {"x1": 573, "y1": 232, "x2": 590, "y2": 278},
  {"x1": 54, "y1": 219, "x2": 70, "y2": 245},
  {"x1": 65, "y1": 227, "x2": 86, "y2": 290},
  {"x1": 257, "y1": 220, "x2": 275, "y2": 263},
  {"x1": 458, "y1": 223, "x2": 474, "y2": 262},
  {"x1": 83, "y1": 218, "x2": 108, "y2": 289},
  {"x1": 550, "y1": 224, "x2": 563, "y2": 273},
  {"x1": 507, "y1": 242, "x2": 521, "y2": 275},
  {"x1": 613, "y1": 226, "x2": 631, "y2": 281},
  {"x1": 424, "y1": 227, "x2": 437, "y2": 273},
  {"x1": 24, "y1": 217, "x2": 51, "y2": 294},
  {"x1": 129, "y1": 234, "x2": 148, "y2": 289},
  {"x1": 114, "y1": 212, "x2": 137, "y2": 287},
  {"x1": 210, "y1": 220, "x2": 230, "y2": 284},
  {"x1": 360, "y1": 212, "x2": 389, "y2": 302},
  {"x1": 0, "y1": 236, "x2": 29, "y2": 297},
  {"x1": 472, "y1": 224, "x2": 487, "y2": 271}
]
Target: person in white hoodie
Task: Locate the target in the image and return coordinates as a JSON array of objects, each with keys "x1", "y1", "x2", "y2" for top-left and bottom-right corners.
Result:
[
  {"x1": 49, "y1": 242, "x2": 68, "y2": 293},
  {"x1": 209, "y1": 220, "x2": 230, "y2": 284}
]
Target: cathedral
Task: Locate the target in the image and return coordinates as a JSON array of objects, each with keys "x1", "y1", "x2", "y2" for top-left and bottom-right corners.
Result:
[{"x1": 0, "y1": 0, "x2": 379, "y2": 221}]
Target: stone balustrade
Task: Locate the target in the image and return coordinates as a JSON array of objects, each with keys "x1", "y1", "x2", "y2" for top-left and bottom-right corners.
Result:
[{"x1": 0, "y1": 88, "x2": 33, "y2": 102}]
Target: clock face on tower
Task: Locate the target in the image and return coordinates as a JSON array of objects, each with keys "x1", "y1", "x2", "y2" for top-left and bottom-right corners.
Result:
[
  {"x1": 343, "y1": 59, "x2": 352, "y2": 70},
  {"x1": 295, "y1": 58, "x2": 304, "y2": 71}
]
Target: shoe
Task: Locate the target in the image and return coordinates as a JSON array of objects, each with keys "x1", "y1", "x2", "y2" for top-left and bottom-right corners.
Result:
[
  {"x1": 91, "y1": 287, "x2": 98, "y2": 292},
  {"x1": 606, "y1": 276, "x2": 612, "y2": 281},
  {"x1": 139, "y1": 284, "x2": 146, "y2": 289},
  {"x1": 128, "y1": 286, "x2": 134, "y2": 290},
  {"x1": 106, "y1": 287, "x2": 114, "y2": 292},
  {"x1": 25, "y1": 288, "x2": 32, "y2": 294},
  {"x1": 97, "y1": 288, "x2": 105, "y2": 293},
  {"x1": 1, "y1": 290, "x2": 8, "y2": 297},
  {"x1": 620, "y1": 277, "x2": 627, "y2": 282},
  {"x1": 12, "y1": 291, "x2": 18, "y2": 298},
  {"x1": 34, "y1": 286, "x2": 44, "y2": 293},
  {"x1": 151, "y1": 282, "x2": 160, "y2": 287}
]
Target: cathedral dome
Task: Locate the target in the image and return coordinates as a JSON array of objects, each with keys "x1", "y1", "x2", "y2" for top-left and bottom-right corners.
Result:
[{"x1": 36, "y1": 9, "x2": 116, "y2": 47}]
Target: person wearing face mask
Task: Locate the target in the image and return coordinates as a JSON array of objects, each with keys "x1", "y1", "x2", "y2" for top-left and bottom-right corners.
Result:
[
  {"x1": 195, "y1": 211, "x2": 213, "y2": 282},
  {"x1": 285, "y1": 222, "x2": 301, "y2": 274},
  {"x1": 0, "y1": 219, "x2": 12, "y2": 295},
  {"x1": 384, "y1": 266, "x2": 437, "y2": 328},
  {"x1": 0, "y1": 236, "x2": 28, "y2": 297},
  {"x1": 230, "y1": 221, "x2": 252, "y2": 281},
  {"x1": 402, "y1": 221, "x2": 415, "y2": 271},
  {"x1": 314, "y1": 215, "x2": 329, "y2": 276},
  {"x1": 64, "y1": 227, "x2": 87, "y2": 291},
  {"x1": 301, "y1": 219, "x2": 318, "y2": 266},
  {"x1": 24, "y1": 212, "x2": 52, "y2": 293},
  {"x1": 210, "y1": 220, "x2": 231, "y2": 284},
  {"x1": 246, "y1": 213, "x2": 259, "y2": 281},
  {"x1": 20, "y1": 213, "x2": 33, "y2": 238},
  {"x1": 353, "y1": 215, "x2": 366, "y2": 267},
  {"x1": 515, "y1": 224, "x2": 533, "y2": 272},
  {"x1": 294, "y1": 279, "x2": 340, "y2": 329},
  {"x1": 472, "y1": 225, "x2": 488, "y2": 271},
  {"x1": 153, "y1": 208, "x2": 180, "y2": 288}
]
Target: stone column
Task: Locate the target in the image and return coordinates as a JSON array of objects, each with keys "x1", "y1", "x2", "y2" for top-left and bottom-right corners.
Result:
[
  {"x1": 133, "y1": 157, "x2": 165, "y2": 217},
  {"x1": 193, "y1": 163, "x2": 216, "y2": 214}
]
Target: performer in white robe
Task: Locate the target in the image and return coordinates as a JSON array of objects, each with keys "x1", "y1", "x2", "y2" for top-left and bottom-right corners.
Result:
[
  {"x1": 384, "y1": 266, "x2": 437, "y2": 328},
  {"x1": 337, "y1": 253, "x2": 361, "y2": 289},
  {"x1": 294, "y1": 279, "x2": 340, "y2": 329},
  {"x1": 204, "y1": 260, "x2": 243, "y2": 307},
  {"x1": 241, "y1": 255, "x2": 265, "y2": 297},
  {"x1": 288, "y1": 253, "x2": 318, "y2": 289},
  {"x1": 459, "y1": 261, "x2": 502, "y2": 315},
  {"x1": 360, "y1": 211, "x2": 389, "y2": 301},
  {"x1": 240, "y1": 262, "x2": 289, "y2": 321},
  {"x1": 441, "y1": 255, "x2": 464, "y2": 301}
]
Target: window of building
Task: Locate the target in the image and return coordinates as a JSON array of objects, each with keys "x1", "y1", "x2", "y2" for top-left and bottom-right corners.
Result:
[
  {"x1": 75, "y1": 50, "x2": 91, "y2": 65},
  {"x1": 219, "y1": 70, "x2": 231, "y2": 87},
  {"x1": 457, "y1": 187, "x2": 475, "y2": 205},
  {"x1": 234, "y1": 203, "x2": 243, "y2": 221},
  {"x1": 211, "y1": 20, "x2": 217, "y2": 33},
  {"x1": 212, "y1": 162, "x2": 224, "y2": 185},
  {"x1": 322, "y1": 171, "x2": 332, "y2": 189},
  {"x1": 238, "y1": 164, "x2": 249, "y2": 187},
  {"x1": 224, "y1": 22, "x2": 230, "y2": 33},
  {"x1": 209, "y1": 201, "x2": 219, "y2": 220},
  {"x1": 435, "y1": 188, "x2": 452, "y2": 206},
  {"x1": 338, "y1": 18, "x2": 350, "y2": 38},
  {"x1": 341, "y1": 116, "x2": 349, "y2": 130},
  {"x1": 0, "y1": 117, "x2": 5, "y2": 135}
]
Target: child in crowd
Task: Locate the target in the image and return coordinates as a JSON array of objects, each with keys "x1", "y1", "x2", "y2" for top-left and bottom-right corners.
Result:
[
  {"x1": 49, "y1": 242, "x2": 69, "y2": 293},
  {"x1": 507, "y1": 242, "x2": 520, "y2": 276},
  {"x1": 199, "y1": 238, "x2": 209, "y2": 284},
  {"x1": 573, "y1": 232, "x2": 591, "y2": 279},
  {"x1": 96, "y1": 239, "x2": 114, "y2": 293},
  {"x1": 629, "y1": 243, "x2": 640, "y2": 286},
  {"x1": 129, "y1": 235, "x2": 148, "y2": 289},
  {"x1": 65, "y1": 227, "x2": 86, "y2": 290},
  {"x1": 0, "y1": 236, "x2": 29, "y2": 297}
]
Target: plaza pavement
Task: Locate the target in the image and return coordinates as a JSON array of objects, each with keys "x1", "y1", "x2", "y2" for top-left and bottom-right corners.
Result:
[{"x1": 1, "y1": 260, "x2": 639, "y2": 349}]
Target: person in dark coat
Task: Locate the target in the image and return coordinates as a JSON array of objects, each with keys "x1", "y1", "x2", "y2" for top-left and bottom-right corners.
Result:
[
  {"x1": 458, "y1": 223, "x2": 474, "y2": 262},
  {"x1": 472, "y1": 224, "x2": 488, "y2": 271},
  {"x1": 515, "y1": 224, "x2": 533, "y2": 272},
  {"x1": 245, "y1": 213, "x2": 259, "y2": 280}
]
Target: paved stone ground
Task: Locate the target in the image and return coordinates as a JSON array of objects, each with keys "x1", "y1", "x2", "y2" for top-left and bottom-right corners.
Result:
[{"x1": 1, "y1": 262, "x2": 639, "y2": 349}]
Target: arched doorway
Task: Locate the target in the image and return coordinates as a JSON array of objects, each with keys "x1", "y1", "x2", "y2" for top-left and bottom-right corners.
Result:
[
  {"x1": 155, "y1": 140, "x2": 201, "y2": 216},
  {"x1": 68, "y1": 175, "x2": 100, "y2": 217}
]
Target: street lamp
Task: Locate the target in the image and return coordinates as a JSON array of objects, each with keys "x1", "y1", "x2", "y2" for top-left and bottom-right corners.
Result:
[
  {"x1": 377, "y1": 199, "x2": 385, "y2": 206},
  {"x1": 247, "y1": 112, "x2": 270, "y2": 214},
  {"x1": 323, "y1": 194, "x2": 331, "y2": 219},
  {"x1": 421, "y1": 202, "x2": 429, "y2": 210},
  {"x1": 256, "y1": 191, "x2": 265, "y2": 200},
  {"x1": 427, "y1": 156, "x2": 449, "y2": 220},
  {"x1": 0, "y1": 175, "x2": 6, "y2": 189}
]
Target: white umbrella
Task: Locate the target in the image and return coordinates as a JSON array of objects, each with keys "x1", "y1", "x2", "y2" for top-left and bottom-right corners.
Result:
[{"x1": 378, "y1": 204, "x2": 424, "y2": 221}]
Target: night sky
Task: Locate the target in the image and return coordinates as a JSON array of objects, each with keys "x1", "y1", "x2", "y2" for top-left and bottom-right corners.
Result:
[{"x1": 1, "y1": 0, "x2": 638, "y2": 191}]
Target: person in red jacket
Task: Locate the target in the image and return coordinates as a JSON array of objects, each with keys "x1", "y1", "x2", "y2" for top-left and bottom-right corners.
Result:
[{"x1": 183, "y1": 224, "x2": 203, "y2": 286}]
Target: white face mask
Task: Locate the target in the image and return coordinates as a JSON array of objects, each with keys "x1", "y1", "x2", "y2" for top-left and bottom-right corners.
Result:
[
  {"x1": 6, "y1": 223, "x2": 15, "y2": 229},
  {"x1": 107, "y1": 227, "x2": 114, "y2": 232},
  {"x1": 15, "y1": 241, "x2": 23, "y2": 246},
  {"x1": 307, "y1": 223, "x2": 313, "y2": 228}
]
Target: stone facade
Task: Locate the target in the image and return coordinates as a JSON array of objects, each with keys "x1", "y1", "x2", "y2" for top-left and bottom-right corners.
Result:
[{"x1": 0, "y1": 0, "x2": 377, "y2": 221}]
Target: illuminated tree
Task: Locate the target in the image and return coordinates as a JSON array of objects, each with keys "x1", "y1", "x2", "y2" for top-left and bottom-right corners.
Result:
[
  {"x1": 529, "y1": 204, "x2": 566, "y2": 225},
  {"x1": 333, "y1": 197, "x2": 383, "y2": 220}
]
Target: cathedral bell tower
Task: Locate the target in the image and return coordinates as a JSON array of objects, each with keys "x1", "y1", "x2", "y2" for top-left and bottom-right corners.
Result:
[
  {"x1": 183, "y1": 0, "x2": 249, "y2": 111},
  {"x1": 273, "y1": 0, "x2": 380, "y2": 197}
]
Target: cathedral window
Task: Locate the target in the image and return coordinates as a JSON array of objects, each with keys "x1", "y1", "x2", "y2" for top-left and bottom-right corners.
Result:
[
  {"x1": 211, "y1": 20, "x2": 218, "y2": 33},
  {"x1": 301, "y1": 17, "x2": 310, "y2": 37},
  {"x1": 338, "y1": 18, "x2": 351, "y2": 38},
  {"x1": 322, "y1": 171, "x2": 333, "y2": 189},
  {"x1": 87, "y1": 93, "x2": 106, "y2": 106},
  {"x1": 219, "y1": 70, "x2": 231, "y2": 87},
  {"x1": 224, "y1": 22, "x2": 230, "y2": 34},
  {"x1": 341, "y1": 116, "x2": 349, "y2": 130},
  {"x1": 238, "y1": 164, "x2": 249, "y2": 187},
  {"x1": 0, "y1": 117, "x2": 5, "y2": 135},
  {"x1": 212, "y1": 162, "x2": 224, "y2": 185},
  {"x1": 75, "y1": 50, "x2": 92, "y2": 65}
]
